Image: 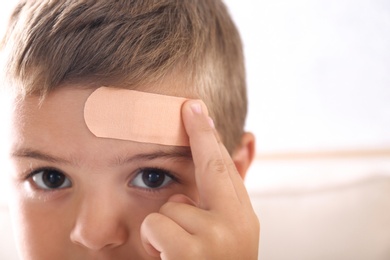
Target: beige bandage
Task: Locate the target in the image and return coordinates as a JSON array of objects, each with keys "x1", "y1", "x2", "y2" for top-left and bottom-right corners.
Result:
[{"x1": 84, "y1": 87, "x2": 204, "y2": 146}]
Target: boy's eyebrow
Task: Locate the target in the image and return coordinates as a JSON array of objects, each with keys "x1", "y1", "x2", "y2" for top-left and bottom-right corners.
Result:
[
  {"x1": 112, "y1": 147, "x2": 193, "y2": 166},
  {"x1": 11, "y1": 147, "x2": 193, "y2": 166},
  {"x1": 11, "y1": 148, "x2": 70, "y2": 164}
]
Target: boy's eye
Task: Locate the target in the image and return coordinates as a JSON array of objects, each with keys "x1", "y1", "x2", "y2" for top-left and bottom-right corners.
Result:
[
  {"x1": 31, "y1": 168, "x2": 72, "y2": 190},
  {"x1": 131, "y1": 168, "x2": 174, "y2": 189}
]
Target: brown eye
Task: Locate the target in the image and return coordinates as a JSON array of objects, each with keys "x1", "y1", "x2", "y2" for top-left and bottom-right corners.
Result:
[
  {"x1": 131, "y1": 168, "x2": 173, "y2": 189},
  {"x1": 31, "y1": 168, "x2": 72, "y2": 190}
]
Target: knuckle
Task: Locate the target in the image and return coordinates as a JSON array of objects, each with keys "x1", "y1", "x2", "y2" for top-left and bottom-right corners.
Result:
[
  {"x1": 205, "y1": 217, "x2": 232, "y2": 240},
  {"x1": 238, "y1": 211, "x2": 260, "y2": 240},
  {"x1": 225, "y1": 159, "x2": 237, "y2": 171},
  {"x1": 210, "y1": 223, "x2": 237, "y2": 253},
  {"x1": 186, "y1": 240, "x2": 204, "y2": 258},
  {"x1": 198, "y1": 120, "x2": 214, "y2": 133},
  {"x1": 206, "y1": 157, "x2": 227, "y2": 174}
]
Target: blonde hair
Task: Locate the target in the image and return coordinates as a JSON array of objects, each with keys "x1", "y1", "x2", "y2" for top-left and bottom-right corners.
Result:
[{"x1": 1, "y1": 0, "x2": 247, "y2": 153}]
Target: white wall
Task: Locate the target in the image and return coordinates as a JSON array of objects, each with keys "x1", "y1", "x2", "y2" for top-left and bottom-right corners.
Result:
[{"x1": 224, "y1": 0, "x2": 390, "y2": 154}]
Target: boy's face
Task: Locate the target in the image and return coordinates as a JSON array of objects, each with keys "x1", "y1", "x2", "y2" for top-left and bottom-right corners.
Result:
[{"x1": 6, "y1": 86, "x2": 199, "y2": 259}]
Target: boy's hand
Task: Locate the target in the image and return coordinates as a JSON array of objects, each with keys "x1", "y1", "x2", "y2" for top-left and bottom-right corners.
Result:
[{"x1": 141, "y1": 101, "x2": 260, "y2": 259}]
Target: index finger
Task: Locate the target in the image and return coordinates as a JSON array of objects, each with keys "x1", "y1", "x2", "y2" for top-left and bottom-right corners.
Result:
[{"x1": 181, "y1": 100, "x2": 240, "y2": 210}]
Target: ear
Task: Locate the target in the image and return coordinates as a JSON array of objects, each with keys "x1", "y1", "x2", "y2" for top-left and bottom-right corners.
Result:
[{"x1": 232, "y1": 132, "x2": 256, "y2": 180}]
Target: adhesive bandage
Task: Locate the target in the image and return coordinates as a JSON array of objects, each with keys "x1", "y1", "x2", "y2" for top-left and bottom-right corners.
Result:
[{"x1": 84, "y1": 87, "x2": 205, "y2": 146}]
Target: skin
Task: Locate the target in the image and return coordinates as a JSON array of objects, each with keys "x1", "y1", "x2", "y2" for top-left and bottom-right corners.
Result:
[{"x1": 5, "y1": 86, "x2": 259, "y2": 260}]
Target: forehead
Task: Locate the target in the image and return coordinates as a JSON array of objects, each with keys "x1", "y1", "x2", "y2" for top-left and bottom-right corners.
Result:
[
  {"x1": 8, "y1": 87, "x2": 191, "y2": 165},
  {"x1": 14, "y1": 88, "x2": 93, "y2": 144}
]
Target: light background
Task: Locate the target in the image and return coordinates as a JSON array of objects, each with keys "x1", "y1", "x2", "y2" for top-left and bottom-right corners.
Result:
[
  {"x1": 222, "y1": 0, "x2": 390, "y2": 192},
  {"x1": 224, "y1": 0, "x2": 390, "y2": 153},
  {"x1": 0, "y1": 0, "x2": 390, "y2": 197}
]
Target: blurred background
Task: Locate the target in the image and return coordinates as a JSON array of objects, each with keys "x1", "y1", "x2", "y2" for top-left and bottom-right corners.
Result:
[
  {"x1": 224, "y1": 0, "x2": 390, "y2": 190},
  {"x1": 1, "y1": 1, "x2": 390, "y2": 259}
]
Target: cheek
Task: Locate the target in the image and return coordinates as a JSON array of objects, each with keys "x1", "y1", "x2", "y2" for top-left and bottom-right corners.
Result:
[{"x1": 8, "y1": 196, "x2": 71, "y2": 259}]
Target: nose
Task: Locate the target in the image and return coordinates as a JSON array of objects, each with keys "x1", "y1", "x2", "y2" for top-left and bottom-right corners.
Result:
[{"x1": 70, "y1": 191, "x2": 128, "y2": 251}]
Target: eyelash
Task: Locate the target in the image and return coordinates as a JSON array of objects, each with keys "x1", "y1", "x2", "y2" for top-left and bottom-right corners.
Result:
[
  {"x1": 130, "y1": 167, "x2": 180, "y2": 192},
  {"x1": 25, "y1": 167, "x2": 72, "y2": 191},
  {"x1": 24, "y1": 166, "x2": 180, "y2": 193}
]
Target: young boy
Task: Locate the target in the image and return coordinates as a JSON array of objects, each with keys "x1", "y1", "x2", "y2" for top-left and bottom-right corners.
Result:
[{"x1": 1, "y1": 0, "x2": 259, "y2": 259}]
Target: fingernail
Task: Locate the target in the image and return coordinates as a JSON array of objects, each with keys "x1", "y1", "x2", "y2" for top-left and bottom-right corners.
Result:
[
  {"x1": 191, "y1": 103, "x2": 202, "y2": 114},
  {"x1": 208, "y1": 117, "x2": 215, "y2": 128}
]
